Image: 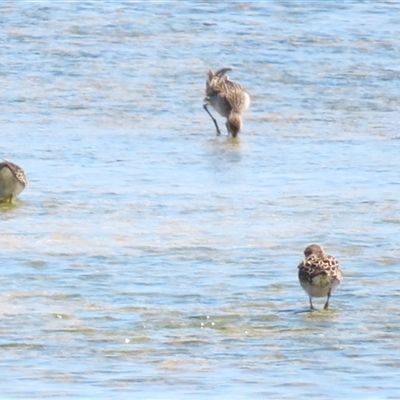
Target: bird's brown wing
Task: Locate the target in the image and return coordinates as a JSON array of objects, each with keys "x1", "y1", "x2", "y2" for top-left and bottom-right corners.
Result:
[{"x1": 298, "y1": 255, "x2": 336, "y2": 282}]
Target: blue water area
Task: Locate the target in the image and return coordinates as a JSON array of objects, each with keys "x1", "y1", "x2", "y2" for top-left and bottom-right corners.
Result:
[{"x1": 1, "y1": 2, "x2": 400, "y2": 399}]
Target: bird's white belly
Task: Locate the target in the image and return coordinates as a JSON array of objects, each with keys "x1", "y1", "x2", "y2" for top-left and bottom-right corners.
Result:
[
  {"x1": 300, "y1": 275, "x2": 340, "y2": 298},
  {"x1": 209, "y1": 96, "x2": 230, "y2": 118},
  {"x1": 0, "y1": 168, "x2": 24, "y2": 199}
]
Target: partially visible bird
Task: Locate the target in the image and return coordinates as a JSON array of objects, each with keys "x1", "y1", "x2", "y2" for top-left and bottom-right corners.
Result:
[
  {"x1": 0, "y1": 160, "x2": 28, "y2": 203},
  {"x1": 298, "y1": 244, "x2": 342, "y2": 311},
  {"x1": 203, "y1": 67, "x2": 250, "y2": 137}
]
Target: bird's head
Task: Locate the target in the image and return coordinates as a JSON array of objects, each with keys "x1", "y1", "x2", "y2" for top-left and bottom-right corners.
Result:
[
  {"x1": 227, "y1": 113, "x2": 242, "y2": 137},
  {"x1": 304, "y1": 244, "x2": 324, "y2": 258}
]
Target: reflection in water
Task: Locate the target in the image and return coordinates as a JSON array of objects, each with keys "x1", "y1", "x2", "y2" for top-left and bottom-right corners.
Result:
[{"x1": 206, "y1": 136, "x2": 243, "y2": 170}]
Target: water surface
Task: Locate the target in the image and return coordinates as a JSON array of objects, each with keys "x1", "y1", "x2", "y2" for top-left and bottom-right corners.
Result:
[{"x1": 1, "y1": 2, "x2": 400, "y2": 399}]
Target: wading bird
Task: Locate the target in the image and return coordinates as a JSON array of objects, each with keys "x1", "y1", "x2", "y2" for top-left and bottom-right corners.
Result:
[
  {"x1": 0, "y1": 160, "x2": 27, "y2": 203},
  {"x1": 298, "y1": 244, "x2": 342, "y2": 311},
  {"x1": 203, "y1": 67, "x2": 250, "y2": 137}
]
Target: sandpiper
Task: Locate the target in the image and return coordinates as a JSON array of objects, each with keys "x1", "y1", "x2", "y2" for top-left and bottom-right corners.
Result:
[
  {"x1": 298, "y1": 244, "x2": 342, "y2": 311},
  {"x1": 203, "y1": 67, "x2": 250, "y2": 137},
  {"x1": 0, "y1": 160, "x2": 28, "y2": 203}
]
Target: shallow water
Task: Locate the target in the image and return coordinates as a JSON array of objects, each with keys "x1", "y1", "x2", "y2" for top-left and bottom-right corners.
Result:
[{"x1": 1, "y1": 2, "x2": 400, "y2": 399}]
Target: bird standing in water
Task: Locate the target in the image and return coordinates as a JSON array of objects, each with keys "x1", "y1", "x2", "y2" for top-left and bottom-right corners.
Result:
[
  {"x1": 203, "y1": 67, "x2": 250, "y2": 137},
  {"x1": 0, "y1": 160, "x2": 28, "y2": 203},
  {"x1": 298, "y1": 244, "x2": 342, "y2": 311}
]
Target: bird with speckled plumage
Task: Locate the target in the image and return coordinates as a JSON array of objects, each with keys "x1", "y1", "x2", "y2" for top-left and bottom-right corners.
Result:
[
  {"x1": 0, "y1": 160, "x2": 27, "y2": 203},
  {"x1": 203, "y1": 67, "x2": 250, "y2": 137},
  {"x1": 298, "y1": 244, "x2": 342, "y2": 311}
]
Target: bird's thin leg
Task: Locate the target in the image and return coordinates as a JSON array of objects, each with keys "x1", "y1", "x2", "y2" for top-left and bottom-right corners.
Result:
[
  {"x1": 323, "y1": 290, "x2": 331, "y2": 310},
  {"x1": 203, "y1": 104, "x2": 221, "y2": 135},
  {"x1": 309, "y1": 297, "x2": 316, "y2": 311},
  {"x1": 225, "y1": 121, "x2": 231, "y2": 136}
]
